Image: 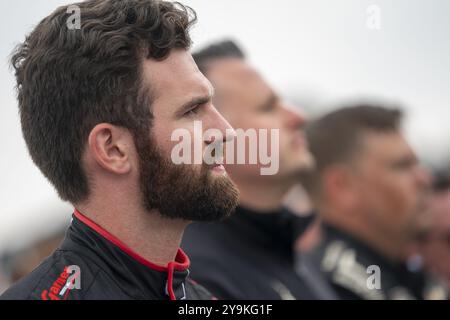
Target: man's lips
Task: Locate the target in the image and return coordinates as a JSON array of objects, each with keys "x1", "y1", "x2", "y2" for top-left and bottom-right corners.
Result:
[
  {"x1": 206, "y1": 155, "x2": 226, "y2": 173},
  {"x1": 205, "y1": 163, "x2": 226, "y2": 176},
  {"x1": 210, "y1": 163, "x2": 226, "y2": 173}
]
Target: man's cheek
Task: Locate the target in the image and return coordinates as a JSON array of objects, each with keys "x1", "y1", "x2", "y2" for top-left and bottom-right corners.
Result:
[
  {"x1": 151, "y1": 126, "x2": 172, "y2": 150},
  {"x1": 381, "y1": 182, "x2": 408, "y2": 217}
]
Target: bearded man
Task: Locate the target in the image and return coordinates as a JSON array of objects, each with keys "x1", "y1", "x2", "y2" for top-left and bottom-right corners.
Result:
[{"x1": 1, "y1": 0, "x2": 238, "y2": 300}]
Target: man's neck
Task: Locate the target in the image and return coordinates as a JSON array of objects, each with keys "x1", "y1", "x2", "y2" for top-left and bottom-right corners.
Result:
[
  {"x1": 75, "y1": 203, "x2": 189, "y2": 267},
  {"x1": 234, "y1": 177, "x2": 291, "y2": 212}
]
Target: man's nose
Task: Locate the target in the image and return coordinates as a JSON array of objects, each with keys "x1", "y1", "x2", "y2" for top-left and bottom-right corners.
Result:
[
  {"x1": 205, "y1": 106, "x2": 236, "y2": 144},
  {"x1": 282, "y1": 103, "x2": 307, "y2": 129},
  {"x1": 415, "y1": 165, "x2": 432, "y2": 189}
]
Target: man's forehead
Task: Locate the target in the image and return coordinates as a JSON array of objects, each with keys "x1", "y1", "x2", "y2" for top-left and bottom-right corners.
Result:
[
  {"x1": 208, "y1": 58, "x2": 273, "y2": 103},
  {"x1": 142, "y1": 49, "x2": 212, "y2": 101},
  {"x1": 362, "y1": 131, "x2": 414, "y2": 161},
  {"x1": 209, "y1": 58, "x2": 265, "y2": 85}
]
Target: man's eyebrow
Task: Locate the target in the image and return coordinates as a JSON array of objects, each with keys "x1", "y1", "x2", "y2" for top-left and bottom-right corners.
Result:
[
  {"x1": 177, "y1": 87, "x2": 214, "y2": 116},
  {"x1": 177, "y1": 92, "x2": 213, "y2": 116}
]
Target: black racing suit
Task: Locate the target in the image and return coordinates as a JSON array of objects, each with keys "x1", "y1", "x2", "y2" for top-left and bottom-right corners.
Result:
[
  {"x1": 303, "y1": 223, "x2": 447, "y2": 300},
  {"x1": 182, "y1": 205, "x2": 335, "y2": 300},
  {"x1": 0, "y1": 210, "x2": 213, "y2": 300}
]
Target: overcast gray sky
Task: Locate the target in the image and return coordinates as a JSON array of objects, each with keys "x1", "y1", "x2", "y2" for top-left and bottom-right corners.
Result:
[{"x1": 0, "y1": 0, "x2": 449, "y2": 253}]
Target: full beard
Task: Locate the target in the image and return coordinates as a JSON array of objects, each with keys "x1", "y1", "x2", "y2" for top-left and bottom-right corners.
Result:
[{"x1": 135, "y1": 133, "x2": 239, "y2": 221}]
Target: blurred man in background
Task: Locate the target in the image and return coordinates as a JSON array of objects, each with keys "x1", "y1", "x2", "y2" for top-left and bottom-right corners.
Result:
[
  {"x1": 303, "y1": 105, "x2": 445, "y2": 299},
  {"x1": 1, "y1": 0, "x2": 239, "y2": 300},
  {"x1": 182, "y1": 40, "x2": 336, "y2": 299},
  {"x1": 416, "y1": 169, "x2": 450, "y2": 293},
  {"x1": 0, "y1": 230, "x2": 66, "y2": 294}
]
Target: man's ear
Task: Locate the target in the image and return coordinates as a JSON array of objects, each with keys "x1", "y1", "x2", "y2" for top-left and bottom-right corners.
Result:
[{"x1": 87, "y1": 123, "x2": 133, "y2": 174}]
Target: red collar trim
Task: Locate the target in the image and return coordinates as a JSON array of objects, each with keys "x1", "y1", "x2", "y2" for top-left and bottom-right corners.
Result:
[{"x1": 73, "y1": 209, "x2": 190, "y2": 272}]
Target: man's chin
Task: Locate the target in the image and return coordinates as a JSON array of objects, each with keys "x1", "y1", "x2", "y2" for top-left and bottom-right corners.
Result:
[
  {"x1": 282, "y1": 154, "x2": 315, "y2": 177},
  {"x1": 295, "y1": 152, "x2": 316, "y2": 172},
  {"x1": 159, "y1": 167, "x2": 238, "y2": 222}
]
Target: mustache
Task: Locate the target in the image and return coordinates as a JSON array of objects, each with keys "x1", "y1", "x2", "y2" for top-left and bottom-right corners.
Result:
[{"x1": 204, "y1": 140, "x2": 225, "y2": 165}]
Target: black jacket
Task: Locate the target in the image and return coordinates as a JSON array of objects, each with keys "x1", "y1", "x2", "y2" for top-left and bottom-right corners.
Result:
[
  {"x1": 1, "y1": 210, "x2": 213, "y2": 300},
  {"x1": 182, "y1": 206, "x2": 331, "y2": 300},
  {"x1": 304, "y1": 223, "x2": 447, "y2": 300}
]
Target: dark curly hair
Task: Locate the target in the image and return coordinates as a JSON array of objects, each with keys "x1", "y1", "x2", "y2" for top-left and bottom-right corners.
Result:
[{"x1": 10, "y1": 0, "x2": 197, "y2": 203}]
